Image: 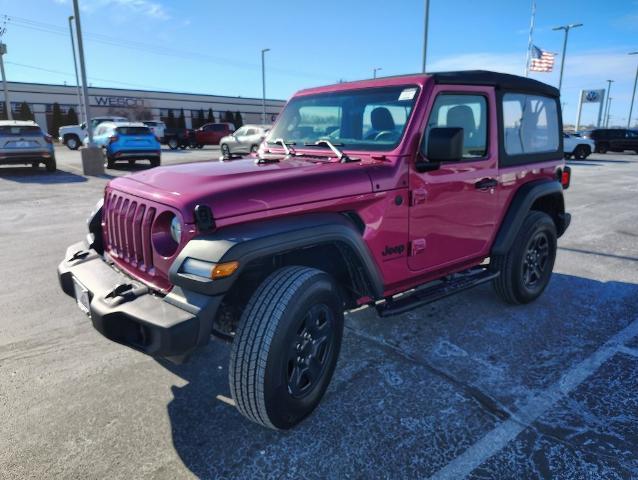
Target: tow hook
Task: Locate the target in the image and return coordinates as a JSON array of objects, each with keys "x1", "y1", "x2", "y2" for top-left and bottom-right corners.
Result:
[
  {"x1": 67, "y1": 250, "x2": 90, "y2": 262},
  {"x1": 104, "y1": 283, "x2": 149, "y2": 306}
]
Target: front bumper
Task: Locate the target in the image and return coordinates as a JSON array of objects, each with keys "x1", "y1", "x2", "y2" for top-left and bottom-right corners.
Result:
[{"x1": 57, "y1": 241, "x2": 221, "y2": 362}]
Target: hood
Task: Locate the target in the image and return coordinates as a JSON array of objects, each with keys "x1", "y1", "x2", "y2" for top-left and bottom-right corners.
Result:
[{"x1": 109, "y1": 156, "x2": 375, "y2": 223}]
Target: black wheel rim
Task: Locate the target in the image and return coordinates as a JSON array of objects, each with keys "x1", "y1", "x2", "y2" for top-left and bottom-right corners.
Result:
[
  {"x1": 522, "y1": 232, "x2": 550, "y2": 289},
  {"x1": 286, "y1": 304, "x2": 335, "y2": 399}
]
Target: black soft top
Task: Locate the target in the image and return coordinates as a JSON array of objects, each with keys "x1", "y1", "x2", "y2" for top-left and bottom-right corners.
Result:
[{"x1": 431, "y1": 70, "x2": 560, "y2": 98}]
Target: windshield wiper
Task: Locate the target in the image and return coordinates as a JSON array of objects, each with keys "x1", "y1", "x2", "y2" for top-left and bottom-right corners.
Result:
[
  {"x1": 304, "y1": 140, "x2": 355, "y2": 163},
  {"x1": 267, "y1": 138, "x2": 296, "y2": 155}
]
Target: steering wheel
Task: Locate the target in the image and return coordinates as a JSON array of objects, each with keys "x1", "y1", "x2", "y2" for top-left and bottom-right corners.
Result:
[{"x1": 374, "y1": 130, "x2": 399, "y2": 142}]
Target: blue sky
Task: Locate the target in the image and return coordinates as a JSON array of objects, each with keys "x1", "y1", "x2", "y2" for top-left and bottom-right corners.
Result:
[{"x1": 1, "y1": 0, "x2": 637, "y2": 126}]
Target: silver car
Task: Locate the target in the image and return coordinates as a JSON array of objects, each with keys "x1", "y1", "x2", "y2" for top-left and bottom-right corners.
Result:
[
  {"x1": 0, "y1": 120, "x2": 56, "y2": 172},
  {"x1": 219, "y1": 124, "x2": 270, "y2": 156}
]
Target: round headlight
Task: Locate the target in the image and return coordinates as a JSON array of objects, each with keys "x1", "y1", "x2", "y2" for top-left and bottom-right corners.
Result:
[{"x1": 170, "y1": 216, "x2": 182, "y2": 244}]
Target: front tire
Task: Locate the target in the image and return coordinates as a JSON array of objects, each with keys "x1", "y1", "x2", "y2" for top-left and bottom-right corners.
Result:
[
  {"x1": 65, "y1": 135, "x2": 80, "y2": 150},
  {"x1": 221, "y1": 144, "x2": 230, "y2": 158},
  {"x1": 596, "y1": 142, "x2": 608, "y2": 154},
  {"x1": 229, "y1": 266, "x2": 343, "y2": 430},
  {"x1": 150, "y1": 157, "x2": 160, "y2": 167},
  {"x1": 492, "y1": 211, "x2": 557, "y2": 304}
]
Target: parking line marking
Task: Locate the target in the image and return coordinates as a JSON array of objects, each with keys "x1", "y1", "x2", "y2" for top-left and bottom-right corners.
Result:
[
  {"x1": 618, "y1": 345, "x2": 638, "y2": 358},
  {"x1": 429, "y1": 316, "x2": 638, "y2": 480},
  {"x1": 216, "y1": 394, "x2": 236, "y2": 407}
]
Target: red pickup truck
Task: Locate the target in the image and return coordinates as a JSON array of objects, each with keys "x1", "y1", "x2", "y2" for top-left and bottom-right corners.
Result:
[{"x1": 193, "y1": 122, "x2": 235, "y2": 147}]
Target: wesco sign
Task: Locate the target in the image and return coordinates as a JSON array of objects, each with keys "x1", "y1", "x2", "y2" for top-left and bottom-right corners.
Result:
[{"x1": 93, "y1": 96, "x2": 144, "y2": 107}]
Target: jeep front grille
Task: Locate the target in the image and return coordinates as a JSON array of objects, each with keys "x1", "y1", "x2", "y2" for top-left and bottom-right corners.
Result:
[{"x1": 103, "y1": 189, "x2": 173, "y2": 292}]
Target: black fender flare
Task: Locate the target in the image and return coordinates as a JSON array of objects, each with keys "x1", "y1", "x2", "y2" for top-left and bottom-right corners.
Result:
[
  {"x1": 491, "y1": 180, "x2": 568, "y2": 257},
  {"x1": 168, "y1": 213, "x2": 384, "y2": 299}
]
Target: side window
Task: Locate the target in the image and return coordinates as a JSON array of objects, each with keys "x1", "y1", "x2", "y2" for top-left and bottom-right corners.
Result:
[
  {"x1": 235, "y1": 127, "x2": 247, "y2": 136},
  {"x1": 503, "y1": 93, "x2": 559, "y2": 155},
  {"x1": 425, "y1": 94, "x2": 488, "y2": 158},
  {"x1": 245, "y1": 128, "x2": 256, "y2": 136},
  {"x1": 626, "y1": 130, "x2": 637, "y2": 138}
]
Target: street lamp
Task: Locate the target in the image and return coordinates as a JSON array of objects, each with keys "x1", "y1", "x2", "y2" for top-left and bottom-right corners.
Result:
[
  {"x1": 628, "y1": 52, "x2": 638, "y2": 129},
  {"x1": 603, "y1": 79, "x2": 614, "y2": 128},
  {"x1": 261, "y1": 48, "x2": 270, "y2": 124},
  {"x1": 68, "y1": 16, "x2": 84, "y2": 124},
  {"x1": 421, "y1": 0, "x2": 430, "y2": 73},
  {"x1": 606, "y1": 97, "x2": 613, "y2": 128},
  {"x1": 373, "y1": 67, "x2": 382, "y2": 79},
  {"x1": 552, "y1": 23, "x2": 583, "y2": 92}
]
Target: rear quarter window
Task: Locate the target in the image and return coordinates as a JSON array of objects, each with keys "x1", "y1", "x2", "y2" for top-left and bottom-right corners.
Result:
[{"x1": 503, "y1": 93, "x2": 559, "y2": 156}]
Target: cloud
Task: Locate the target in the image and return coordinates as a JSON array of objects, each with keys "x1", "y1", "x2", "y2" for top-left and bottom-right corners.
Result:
[{"x1": 54, "y1": 0, "x2": 170, "y2": 20}]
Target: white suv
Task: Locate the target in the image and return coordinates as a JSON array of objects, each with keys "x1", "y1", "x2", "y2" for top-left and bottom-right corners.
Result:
[
  {"x1": 563, "y1": 133, "x2": 595, "y2": 160},
  {"x1": 142, "y1": 120, "x2": 166, "y2": 142},
  {"x1": 59, "y1": 116, "x2": 127, "y2": 150}
]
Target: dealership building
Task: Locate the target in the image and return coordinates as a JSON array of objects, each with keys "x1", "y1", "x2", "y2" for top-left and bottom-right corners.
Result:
[{"x1": 2, "y1": 81, "x2": 286, "y2": 132}]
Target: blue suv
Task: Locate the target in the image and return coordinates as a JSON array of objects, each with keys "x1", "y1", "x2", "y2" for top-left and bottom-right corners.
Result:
[{"x1": 87, "y1": 122, "x2": 161, "y2": 168}]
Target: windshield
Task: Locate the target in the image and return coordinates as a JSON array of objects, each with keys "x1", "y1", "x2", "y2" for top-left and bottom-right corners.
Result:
[{"x1": 268, "y1": 85, "x2": 419, "y2": 151}]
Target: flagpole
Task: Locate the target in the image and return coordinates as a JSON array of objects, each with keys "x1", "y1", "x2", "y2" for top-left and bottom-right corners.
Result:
[{"x1": 524, "y1": 0, "x2": 536, "y2": 77}]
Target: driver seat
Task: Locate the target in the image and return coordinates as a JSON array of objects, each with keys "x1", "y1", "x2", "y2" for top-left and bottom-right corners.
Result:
[{"x1": 365, "y1": 107, "x2": 395, "y2": 139}]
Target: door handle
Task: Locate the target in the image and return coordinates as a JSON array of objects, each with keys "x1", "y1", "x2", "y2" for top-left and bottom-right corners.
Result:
[{"x1": 475, "y1": 178, "x2": 498, "y2": 190}]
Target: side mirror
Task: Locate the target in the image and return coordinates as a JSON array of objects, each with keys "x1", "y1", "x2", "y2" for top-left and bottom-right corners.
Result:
[{"x1": 425, "y1": 127, "x2": 464, "y2": 162}]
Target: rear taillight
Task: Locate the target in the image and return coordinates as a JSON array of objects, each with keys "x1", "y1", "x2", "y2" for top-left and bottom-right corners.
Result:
[
  {"x1": 560, "y1": 166, "x2": 571, "y2": 189},
  {"x1": 44, "y1": 135, "x2": 53, "y2": 144},
  {"x1": 109, "y1": 135, "x2": 119, "y2": 144}
]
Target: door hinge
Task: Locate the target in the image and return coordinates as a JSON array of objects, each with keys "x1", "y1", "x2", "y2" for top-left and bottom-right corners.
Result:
[
  {"x1": 410, "y1": 188, "x2": 428, "y2": 206},
  {"x1": 410, "y1": 238, "x2": 426, "y2": 256}
]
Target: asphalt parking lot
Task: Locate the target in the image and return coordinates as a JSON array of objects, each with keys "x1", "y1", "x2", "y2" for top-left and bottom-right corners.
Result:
[{"x1": 1, "y1": 146, "x2": 637, "y2": 479}]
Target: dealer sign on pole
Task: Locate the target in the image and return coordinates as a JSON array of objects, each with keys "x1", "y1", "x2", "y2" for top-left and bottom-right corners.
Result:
[{"x1": 576, "y1": 89, "x2": 605, "y2": 130}]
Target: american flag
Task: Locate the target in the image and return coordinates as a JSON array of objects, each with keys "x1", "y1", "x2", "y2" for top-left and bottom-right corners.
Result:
[{"x1": 529, "y1": 45, "x2": 555, "y2": 72}]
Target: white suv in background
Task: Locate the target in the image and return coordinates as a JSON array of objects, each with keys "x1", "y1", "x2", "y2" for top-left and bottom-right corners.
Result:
[
  {"x1": 58, "y1": 116, "x2": 127, "y2": 150},
  {"x1": 563, "y1": 133, "x2": 595, "y2": 160},
  {"x1": 142, "y1": 120, "x2": 166, "y2": 142}
]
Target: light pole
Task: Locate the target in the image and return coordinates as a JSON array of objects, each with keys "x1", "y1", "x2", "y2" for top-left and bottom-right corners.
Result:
[
  {"x1": 606, "y1": 97, "x2": 613, "y2": 128},
  {"x1": 0, "y1": 43, "x2": 12, "y2": 120},
  {"x1": 552, "y1": 23, "x2": 582, "y2": 92},
  {"x1": 261, "y1": 48, "x2": 270, "y2": 124},
  {"x1": 373, "y1": 67, "x2": 382, "y2": 79},
  {"x1": 603, "y1": 79, "x2": 614, "y2": 128},
  {"x1": 73, "y1": 0, "x2": 103, "y2": 175},
  {"x1": 628, "y1": 52, "x2": 638, "y2": 129},
  {"x1": 421, "y1": 0, "x2": 430, "y2": 73},
  {"x1": 68, "y1": 16, "x2": 84, "y2": 124}
]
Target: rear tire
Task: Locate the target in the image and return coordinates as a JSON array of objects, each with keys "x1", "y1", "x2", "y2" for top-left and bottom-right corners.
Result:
[
  {"x1": 574, "y1": 144, "x2": 591, "y2": 159},
  {"x1": 45, "y1": 156, "x2": 56, "y2": 172},
  {"x1": 167, "y1": 138, "x2": 179, "y2": 150},
  {"x1": 596, "y1": 143, "x2": 608, "y2": 154},
  {"x1": 104, "y1": 153, "x2": 115, "y2": 169},
  {"x1": 150, "y1": 157, "x2": 160, "y2": 167},
  {"x1": 492, "y1": 211, "x2": 557, "y2": 305},
  {"x1": 128, "y1": 159, "x2": 135, "y2": 166},
  {"x1": 229, "y1": 266, "x2": 343, "y2": 430}
]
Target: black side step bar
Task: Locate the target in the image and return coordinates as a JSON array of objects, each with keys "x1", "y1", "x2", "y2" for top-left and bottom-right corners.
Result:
[{"x1": 376, "y1": 267, "x2": 499, "y2": 318}]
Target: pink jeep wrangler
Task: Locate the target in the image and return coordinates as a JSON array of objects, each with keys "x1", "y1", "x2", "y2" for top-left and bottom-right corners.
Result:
[{"x1": 58, "y1": 71, "x2": 571, "y2": 430}]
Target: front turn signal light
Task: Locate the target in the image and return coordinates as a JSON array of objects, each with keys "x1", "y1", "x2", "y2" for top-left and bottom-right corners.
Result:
[{"x1": 212, "y1": 261, "x2": 240, "y2": 279}]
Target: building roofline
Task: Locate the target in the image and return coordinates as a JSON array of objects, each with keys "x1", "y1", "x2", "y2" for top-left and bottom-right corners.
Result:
[{"x1": 6, "y1": 80, "x2": 286, "y2": 103}]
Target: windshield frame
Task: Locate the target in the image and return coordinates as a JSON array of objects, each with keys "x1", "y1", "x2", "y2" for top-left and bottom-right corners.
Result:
[{"x1": 268, "y1": 84, "x2": 422, "y2": 153}]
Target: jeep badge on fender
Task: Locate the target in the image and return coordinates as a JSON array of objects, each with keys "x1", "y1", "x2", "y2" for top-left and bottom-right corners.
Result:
[{"x1": 58, "y1": 71, "x2": 570, "y2": 430}]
